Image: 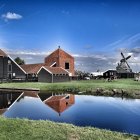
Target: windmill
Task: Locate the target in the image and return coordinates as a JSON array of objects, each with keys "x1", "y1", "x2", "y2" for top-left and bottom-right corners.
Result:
[{"x1": 116, "y1": 52, "x2": 132, "y2": 73}]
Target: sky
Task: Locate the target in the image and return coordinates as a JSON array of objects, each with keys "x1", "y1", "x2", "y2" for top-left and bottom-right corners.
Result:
[{"x1": 0, "y1": 0, "x2": 140, "y2": 72}]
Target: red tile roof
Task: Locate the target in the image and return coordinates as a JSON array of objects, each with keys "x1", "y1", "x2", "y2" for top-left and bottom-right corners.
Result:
[
  {"x1": 21, "y1": 63, "x2": 70, "y2": 75},
  {"x1": 42, "y1": 66, "x2": 69, "y2": 75},
  {"x1": 21, "y1": 63, "x2": 44, "y2": 74},
  {"x1": 0, "y1": 49, "x2": 7, "y2": 57}
]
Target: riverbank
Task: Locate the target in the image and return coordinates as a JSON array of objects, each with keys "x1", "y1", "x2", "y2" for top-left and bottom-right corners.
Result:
[
  {"x1": 0, "y1": 79, "x2": 140, "y2": 98},
  {"x1": 0, "y1": 117, "x2": 139, "y2": 140}
]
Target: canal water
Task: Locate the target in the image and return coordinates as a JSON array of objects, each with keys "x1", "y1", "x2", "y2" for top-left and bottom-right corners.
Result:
[{"x1": 0, "y1": 91, "x2": 140, "y2": 135}]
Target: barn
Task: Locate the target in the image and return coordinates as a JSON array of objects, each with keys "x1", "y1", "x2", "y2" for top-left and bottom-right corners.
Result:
[{"x1": 0, "y1": 49, "x2": 26, "y2": 82}]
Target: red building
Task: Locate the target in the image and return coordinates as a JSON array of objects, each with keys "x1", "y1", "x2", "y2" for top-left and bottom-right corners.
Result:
[{"x1": 44, "y1": 46, "x2": 74, "y2": 76}]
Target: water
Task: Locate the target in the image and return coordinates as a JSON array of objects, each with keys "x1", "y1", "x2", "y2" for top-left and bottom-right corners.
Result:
[{"x1": 1, "y1": 91, "x2": 140, "y2": 135}]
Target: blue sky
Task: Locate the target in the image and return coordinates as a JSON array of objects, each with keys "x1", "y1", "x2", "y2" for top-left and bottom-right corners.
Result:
[{"x1": 0, "y1": 0, "x2": 140, "y2": 72}]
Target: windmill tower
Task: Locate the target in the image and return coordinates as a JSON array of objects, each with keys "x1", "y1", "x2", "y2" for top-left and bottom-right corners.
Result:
[
  {"x1": 116, "y1": 52, "x2": 132, "y2": 73},
  {"x1": 116, "y1": 52, "x2": 134, "y2": 78}
]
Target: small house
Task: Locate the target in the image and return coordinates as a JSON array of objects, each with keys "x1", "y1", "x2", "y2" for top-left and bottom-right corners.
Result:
[
  {"x1": 103, "y1": 69, "x2": 117, "y2": 79},
  {"x1": 37, "y1": 66, "x2": 70, "y2": 83},
  {"x1": 21, "y1": 63, "x2": 45, "y2": 81}
]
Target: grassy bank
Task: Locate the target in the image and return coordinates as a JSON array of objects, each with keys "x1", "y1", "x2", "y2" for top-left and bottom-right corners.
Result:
[
  {"x1": 0, "y1": 79, "x2": 140, "y2": 98},
  {"x1": 0, "y1": 117, "x2": 139, "y2": 140}
]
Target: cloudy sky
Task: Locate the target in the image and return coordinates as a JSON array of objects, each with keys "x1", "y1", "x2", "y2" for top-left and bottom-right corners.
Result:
[{"x1": 0, "y1": 0, "x2": 140, "y2": 72}]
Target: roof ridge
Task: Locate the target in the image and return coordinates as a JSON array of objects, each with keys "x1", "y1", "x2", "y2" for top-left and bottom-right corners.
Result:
[{"x1": 21, "y1": 63, "x2": 44, "y2": 66}]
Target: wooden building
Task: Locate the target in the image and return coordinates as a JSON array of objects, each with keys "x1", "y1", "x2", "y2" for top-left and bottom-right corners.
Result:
[
  {"x1": 37, "y1": 66, "x2": 70, "y2": 83},
  {"x1": 0, "y1": 49, "x2": 26, "y2": 81},
  {"x1": 21, "y1": 63, "x2": 44, "y2": 81},
  {"x1": 117, "y1": 72, "x2": 134, "y2": 78},
  {"x1": 103, "y1": 70, "x2": 117, "y2": 79}
]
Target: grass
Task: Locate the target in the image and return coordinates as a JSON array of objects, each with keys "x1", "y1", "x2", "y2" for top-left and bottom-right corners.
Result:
[
  {"x1": 0, "y1": 117, "x2": 139, "y2": 140},
  {"x1": 0, "y1": 79, "x2": 140, "y2": 98}
]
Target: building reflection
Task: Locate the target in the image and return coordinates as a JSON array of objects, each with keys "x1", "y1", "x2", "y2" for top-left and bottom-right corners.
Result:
[
  {"x1": 0, "y1": 91, "x2": 75, "y2": 116},
  {"x1": 0, "y1": 92, "x2": 21, "y2": 115},
  {"x1": 17, "y1": 91, "x2": 39, "y2": 101},
  {"x1": 44, "y1": 94, "x2": 75, "y2": 116}
]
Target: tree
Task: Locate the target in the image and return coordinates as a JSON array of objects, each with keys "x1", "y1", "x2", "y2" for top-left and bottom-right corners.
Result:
[{"x1": 14, "y1": 57, "x2": 25, "y2": 65}]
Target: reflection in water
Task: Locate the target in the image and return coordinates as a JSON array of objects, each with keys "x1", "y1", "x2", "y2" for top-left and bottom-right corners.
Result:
[
  {"x1": 44, "y1": 94, "x2": 75, "y2": 116},
  {"x1": 16, "y1": 91, "x2": 39, "y2": 102},
  {"x1": 1, "y1": 91, "x2": 140, "y2": 135},
  {"x1": 0, "y1": 92, "x2": 21, "y2": 115}
]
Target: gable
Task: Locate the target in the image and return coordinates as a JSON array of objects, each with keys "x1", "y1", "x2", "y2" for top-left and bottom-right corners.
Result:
[
  {"x1": 0, "y1": 49, "x2": 8, "y2": 57},
  {"x1": 45, "y1": 48, "x2": 74, "y2": 64},
  {"x1": 8, "y1": 56, "x2": 26, "y2": 74}
]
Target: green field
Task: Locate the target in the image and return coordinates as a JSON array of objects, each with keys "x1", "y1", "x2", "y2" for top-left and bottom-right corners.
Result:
[
  {"x1": 0, "y1": 117, "x2": 139, "y2": 140},
  {"x1": 0, "y1": 79, "x2": 140, "y2": 91},
  {"x1": 0, "y1": 79, "x2": 140, "y2": 98}
]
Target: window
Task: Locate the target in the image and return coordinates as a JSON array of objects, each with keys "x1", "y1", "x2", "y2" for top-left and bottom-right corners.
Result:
[
  {"x1": 65, "y1": 62, "x2": 69, "y2": 69},
  {"x1": 8, "y1": 64, "x2": 12, "y2": 72},
  {"x1": 13, "y1": 73, "x2": 16, "y2": 77},
  {"x1": 8, "y1": 60, "x2": 11, "y2": 64},
  {"x1": 52, "y1": 63, "x2": 56, "y2": 67}
]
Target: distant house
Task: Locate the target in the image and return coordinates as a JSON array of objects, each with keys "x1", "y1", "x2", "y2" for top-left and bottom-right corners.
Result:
[
  {"x1": 90, "y1": 72, "x2": 103, "y2": 77},
  {"x1": 103, "y1": 69, "x2": 117, "y2": 79},
  {"x1": 0, "y1": 49, "x2": 26, "y2": 81}
]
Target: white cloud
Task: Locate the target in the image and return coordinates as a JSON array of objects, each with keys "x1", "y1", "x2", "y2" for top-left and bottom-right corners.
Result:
[
  {"x1": 2, "y1": 12, "x2": 22, "y2": 21},
  {"x1": 7, "y1": 49, "x2": 51, "y2": 56}
]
